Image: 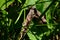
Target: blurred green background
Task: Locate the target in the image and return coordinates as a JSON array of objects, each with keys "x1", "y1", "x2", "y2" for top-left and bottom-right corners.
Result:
[{"x1": 0, "y1": 0, "x2": 60, "y2": 40}]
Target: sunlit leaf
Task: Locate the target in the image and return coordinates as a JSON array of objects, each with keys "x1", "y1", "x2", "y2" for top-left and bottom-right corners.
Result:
[
  {"x1": 27, "y1": 31, "x2": 37, "y2": 40},
  {"x1": 46, "y1": 9, "x2": 54, "y2": 29},
  {"x1": 22, "y1": 0, "x2": 38, "y2": 7},
  {"x1": 18, "y1": 0, "x2": 22, "y2": 3},
  {"x1": 0, "y1": 0, "x2": 14, "y2": 10}
]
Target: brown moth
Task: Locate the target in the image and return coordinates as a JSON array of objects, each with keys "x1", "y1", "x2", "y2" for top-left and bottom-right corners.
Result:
[{"x1": 18, "y1": 6, "x2": 46, "y2": 40}]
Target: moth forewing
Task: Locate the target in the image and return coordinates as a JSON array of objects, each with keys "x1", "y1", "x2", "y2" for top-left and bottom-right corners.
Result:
[{"x1": 22, "y1": 9, "x2": 35, "y2": 27}]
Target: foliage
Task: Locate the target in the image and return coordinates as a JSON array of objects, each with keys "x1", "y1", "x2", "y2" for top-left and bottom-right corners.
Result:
[{"x1": 0, "y1": 0, "x2": 60, "y2": 40}]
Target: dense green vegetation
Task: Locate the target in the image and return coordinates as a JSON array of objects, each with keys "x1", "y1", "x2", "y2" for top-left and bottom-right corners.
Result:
[{"x1": 0, "y1": 0, "x2": 60, "y2": 40}]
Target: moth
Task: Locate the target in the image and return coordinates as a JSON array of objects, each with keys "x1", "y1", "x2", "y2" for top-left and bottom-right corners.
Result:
[
  {"x1": 23, "y1": 6, "x2": 46, "y2": 26},
  {"x1": 18, "y1": 6, "x2": 46, "y2": 40}
]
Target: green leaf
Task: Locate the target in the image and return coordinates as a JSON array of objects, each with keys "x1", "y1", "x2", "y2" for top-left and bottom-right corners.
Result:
[
  {"x1": 22, "y1": 0, "x2": 38, "y2": 7},
  {"x1": 27, "y1": 31, "x2": 37, "y2": 40},
  {"x1": 18, "y1": 0, "x2": 22, "y2": 3},
  {"x1": 36, "y1": 3, "x2": 44, "y2": 13},
  {"x1": 46, "y1": 9, "x2": 54, "y2": 29},
  {"x1": 1, "y1": 10, "x2": 8, "y2": 15},
  {"x1": 0, "y1": 0, "x2": 14, "y2": 10},
  {"x1": 36, "y1": 1, "x2": 51, "y2": 13},
  {"x1": 43, "y1": 2, "x2": 51, "y2": 12}
]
